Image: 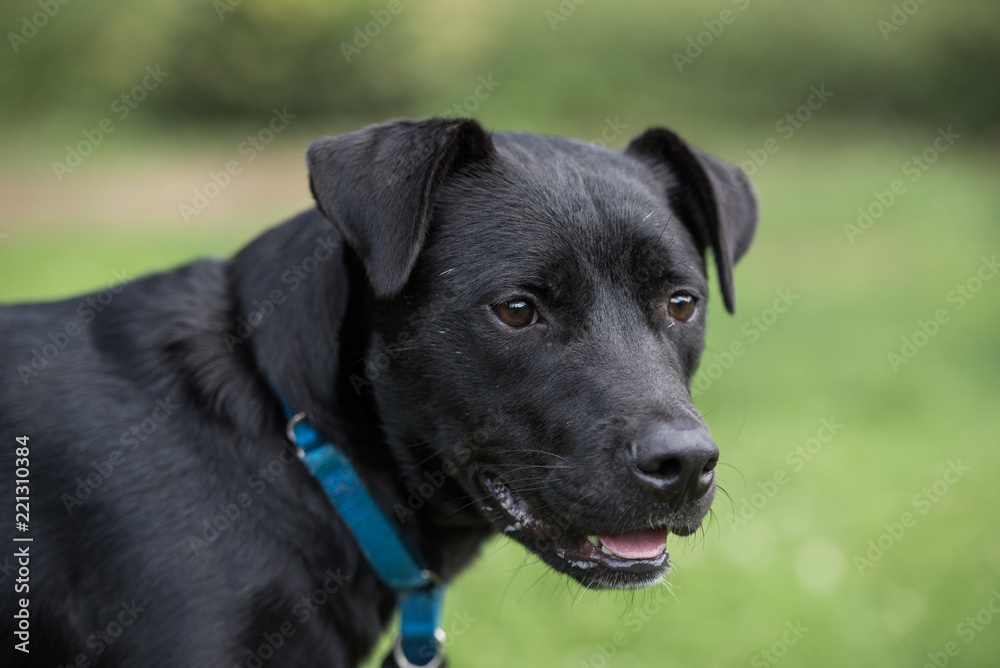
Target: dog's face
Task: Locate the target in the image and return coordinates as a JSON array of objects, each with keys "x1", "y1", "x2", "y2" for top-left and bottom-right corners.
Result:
[{"x1": 308, "y1": 119, "x2": 757, "y2": 589}]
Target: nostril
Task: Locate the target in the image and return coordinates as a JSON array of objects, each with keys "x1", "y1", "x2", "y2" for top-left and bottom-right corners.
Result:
[
  {"x1": 700, "y1": 456, "x2": 718, "y2": 487},
  {"x1": 638, "y1": 456, "x2": 682, "y2": 481}
]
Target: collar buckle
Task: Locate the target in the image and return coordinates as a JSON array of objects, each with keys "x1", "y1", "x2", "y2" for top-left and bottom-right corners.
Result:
[
  {"x1": 391, "y1": 628, "x2": 446, "y2": 668},
  {"x1": 285, "y1": 411, "x2": 308, "y2": 458}
]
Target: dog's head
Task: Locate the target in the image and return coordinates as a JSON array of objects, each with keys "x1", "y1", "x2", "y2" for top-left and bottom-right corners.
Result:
[{"x1": 307, "y1": 118, "x2": 757, "y2": 589}]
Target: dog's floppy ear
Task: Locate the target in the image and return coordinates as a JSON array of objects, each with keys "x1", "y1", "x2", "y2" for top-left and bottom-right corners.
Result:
[
  {"x1": 625, "y1": 128, "x2": 758, "y2": 314},
  {"x1": 307, "y1": 118, "x2": 495, "y2": 297}
]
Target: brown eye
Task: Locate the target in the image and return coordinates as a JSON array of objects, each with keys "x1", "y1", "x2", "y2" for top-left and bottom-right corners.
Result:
[
  {"x1": 668, "y1": 293, "x2": 697, "y2": 322},
  {"x1": 493, "y1": 299, "x2": 538, "y2": 328}
]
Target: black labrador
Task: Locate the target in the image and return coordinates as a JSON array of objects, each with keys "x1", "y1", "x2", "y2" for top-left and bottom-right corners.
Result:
[{"x1": 0, "y1": 118, "x2": 756, "y2": 667}]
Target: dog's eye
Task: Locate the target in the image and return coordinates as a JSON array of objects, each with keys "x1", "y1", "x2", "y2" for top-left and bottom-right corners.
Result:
[
  {"x1": 493, "y1": 299, "x2": 538, "y2": 328},
  {"x1": 667, "y1": 293, "x2": 697, "y2": 322}
]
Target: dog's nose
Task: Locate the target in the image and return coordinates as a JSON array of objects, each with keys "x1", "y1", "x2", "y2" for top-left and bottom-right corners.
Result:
[{"x1": 629, "y1": 422, "x2": 719, "y2": 502}]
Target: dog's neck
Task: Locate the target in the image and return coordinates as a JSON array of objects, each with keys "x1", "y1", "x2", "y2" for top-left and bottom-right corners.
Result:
[{"x1": 230, "y1": 209, "x2": 493, "y2": 581}]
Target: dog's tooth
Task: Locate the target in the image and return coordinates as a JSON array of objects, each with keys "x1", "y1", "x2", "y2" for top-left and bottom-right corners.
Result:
[
  {"x1": 600, "y1": 545, "x2": 614, "y2": 556},
  {"x1": 586, "y1": 535, "x2": 600, "y2": 546}
]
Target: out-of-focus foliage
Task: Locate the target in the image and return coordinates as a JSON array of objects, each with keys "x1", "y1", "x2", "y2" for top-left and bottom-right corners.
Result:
[{"x1": 2, "y1": 0, "x2": 999, "y2": 134}]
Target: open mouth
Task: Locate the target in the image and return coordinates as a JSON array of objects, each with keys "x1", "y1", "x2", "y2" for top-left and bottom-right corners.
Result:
[{"x1": 480, "y1": 475, "x2": 671, "y2": 588}]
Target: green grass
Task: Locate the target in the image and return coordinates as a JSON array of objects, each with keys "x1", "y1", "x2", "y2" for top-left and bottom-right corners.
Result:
[{"x1": 1, "y1": 126, "x2": 997, "y2": 667}]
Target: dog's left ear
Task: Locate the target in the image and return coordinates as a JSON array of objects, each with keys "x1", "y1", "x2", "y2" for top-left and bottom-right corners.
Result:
[
  {"x1": 626, "y1": 128, "x2": 758, "y2": 314},
  {"x1": 307, "y1": 118, "x2": 495, "y2": 297}
]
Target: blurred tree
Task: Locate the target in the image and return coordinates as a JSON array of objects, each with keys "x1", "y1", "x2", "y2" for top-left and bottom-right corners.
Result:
[{"x1": 1, "y1": 0, "x2": 997, "y2": 135}]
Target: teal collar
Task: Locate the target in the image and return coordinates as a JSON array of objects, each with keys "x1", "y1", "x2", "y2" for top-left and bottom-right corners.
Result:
[{"x1": 284, "y1": 407, "x2": 445, "y2": 668}]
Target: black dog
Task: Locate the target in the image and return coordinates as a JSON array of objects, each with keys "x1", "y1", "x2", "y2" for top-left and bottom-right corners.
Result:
[{"x1": 0, "y1": 118, "x2": 756, "y2": 667}]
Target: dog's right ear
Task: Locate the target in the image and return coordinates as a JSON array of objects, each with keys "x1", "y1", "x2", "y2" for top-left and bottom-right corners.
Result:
[{"x1": 307, "y1": 118, "x2": 495, "y2": 297}]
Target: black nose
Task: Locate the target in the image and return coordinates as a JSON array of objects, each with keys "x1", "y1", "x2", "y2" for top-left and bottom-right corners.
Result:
[{"x1": 629, "y1": 422, "x2": 719, "y2": 502}]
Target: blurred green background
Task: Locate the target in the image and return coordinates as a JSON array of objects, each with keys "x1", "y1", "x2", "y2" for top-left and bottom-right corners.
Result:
[{"x1": 2, "y1": 0, "x2": 999, "y2": 666}]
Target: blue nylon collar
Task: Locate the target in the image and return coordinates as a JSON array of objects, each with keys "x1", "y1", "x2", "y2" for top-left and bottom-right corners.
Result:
[{"x1": 283, "y1": 406, "x2": 445, "y2": 667}]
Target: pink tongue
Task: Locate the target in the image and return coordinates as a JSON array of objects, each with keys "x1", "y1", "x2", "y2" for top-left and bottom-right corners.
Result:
[{"x1": 598, "y1": 529, "x2": 668, "y2": 560}]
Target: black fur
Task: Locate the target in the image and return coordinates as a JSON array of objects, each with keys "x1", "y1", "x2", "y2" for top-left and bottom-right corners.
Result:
[{"x1": 0, "y1": 118, "x2": 756, "y2": 666}]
